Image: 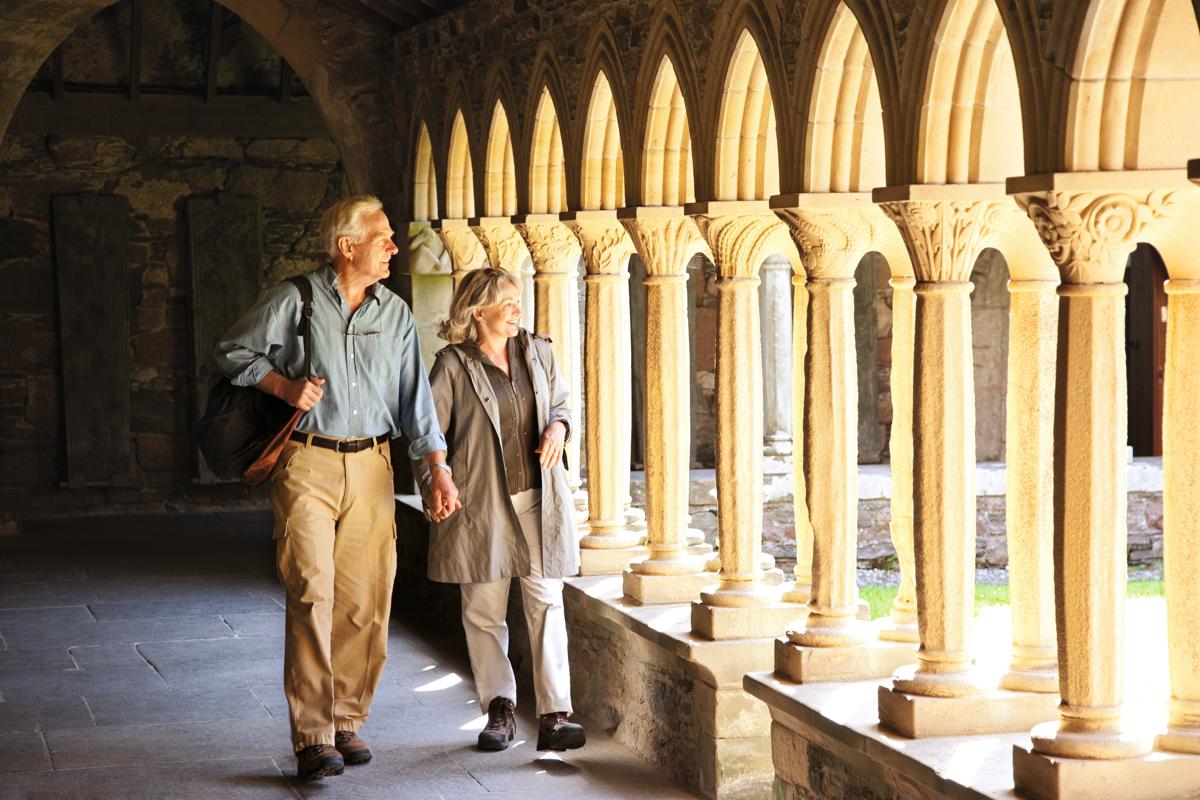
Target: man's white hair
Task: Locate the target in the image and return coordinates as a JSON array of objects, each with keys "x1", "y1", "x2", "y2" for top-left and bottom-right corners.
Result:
[{"x1": 319, "y1": 195, "x2": 384, "y2": 259}]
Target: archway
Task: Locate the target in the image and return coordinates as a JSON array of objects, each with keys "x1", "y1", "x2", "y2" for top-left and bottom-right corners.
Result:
[
  {"x1": 713, "y1": 28, "x2": 780, "y2": 201},
  {"x1": 445, "y1": 109, "x2": 475, "y2": 219}
]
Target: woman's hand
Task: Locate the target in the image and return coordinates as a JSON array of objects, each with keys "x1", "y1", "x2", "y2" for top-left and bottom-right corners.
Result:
[{"x1": 536, "y1": 420, "x2": 567, "y2": 469}]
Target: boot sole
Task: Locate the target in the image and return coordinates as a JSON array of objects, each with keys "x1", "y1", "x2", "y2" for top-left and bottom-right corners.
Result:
[
  {"x1": 341, "y1": 751, "x2": 372, "y2": 765},
  {"x1": 477, "y1": 731, "x2": 514, "y2": 751},
  {"x1": 536, "y1": 728, "x2": 586, "y2": 752},
  {"x1": 299, "y1": 761, "x2": 345, "y2": 780}
]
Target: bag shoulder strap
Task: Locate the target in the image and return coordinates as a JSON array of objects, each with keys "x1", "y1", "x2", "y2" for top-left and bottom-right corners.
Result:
[{"x1": 285, "y1": 275, "x2": 314, "y2": 379}]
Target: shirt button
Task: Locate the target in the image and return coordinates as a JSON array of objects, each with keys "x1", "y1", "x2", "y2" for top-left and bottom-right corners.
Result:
[{"x1": 353, "y1": 409, "x2": 358, "y2": 415}]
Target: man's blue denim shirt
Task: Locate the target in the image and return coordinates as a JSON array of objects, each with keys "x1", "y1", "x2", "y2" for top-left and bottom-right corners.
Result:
[{"x1": 214, "y1": 265, "x2": 447, "y2": 459}]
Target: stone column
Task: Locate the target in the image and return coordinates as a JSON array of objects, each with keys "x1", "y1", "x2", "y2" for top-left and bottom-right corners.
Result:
[
  {"x1": 1009, "y1": 180, "x2": 1185, "y2": 770},
  {"x1": 879, "y1": 275, "x2": 919, "y2": 643},
  {"x1": 433, "y1": 218, "x2": 489, "y2": 291},
  {"x1": 619, "y1": 207, "x2": 716, "y2": 603},
  {"x1": 687, "y1": 201, "x2": 807, "y2": 640},
  {"x1": 783, "y1": 271, "x2": 814, "y2": 604},
  {"x1": 562, "y1": 211, "x2": 647, "y2": 575},
  {"x1": 772, "y1": 195, "x2": 914, "y2": 682},
  {"x1": 759, "y1": 254, "x2": 793, "y2": 460},
  {"x1": 1000, "y1": 279, "x2": 1059, "y2": 694},
  {"x1": 514, "y1": 215, "x2": 585, "y2": 520}
]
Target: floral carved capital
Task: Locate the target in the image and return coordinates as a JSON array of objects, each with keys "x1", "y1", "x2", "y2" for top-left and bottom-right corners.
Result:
[
  {"x1": 879, "y1": 199, "x2": 1006, "y2": 283},
  {"x1": 620, "y1": 216, "x2": 710, "y2": 278},
  {"x1": 436, "y1": 228, "x2": 489, "y2": 273},
  {"x1": 774, "y1": 206, "x2": 879, "y2": 280},
  {"x1": 472, "y1": 222, "x2": 530, "y2": 274},
  {"x1": 691, "y1": 213, "x2": 792, "y2": 280},
  {"x1": 514, "y1": 221, "x2": 583, "y2": 273},
  {"x1": 1014, "y1": 190, "x2": 1181, "y2": 284},
  {"x1": 563, "y1": 220, "x2": 635, "y2": 276}
]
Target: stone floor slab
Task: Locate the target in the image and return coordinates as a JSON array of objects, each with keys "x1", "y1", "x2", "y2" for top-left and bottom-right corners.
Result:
[
  {"x1": 0, "y1": 695, "x2": 92, "y2": 733},
  {"x1": 84, "y1": 687, "x2": 273, "y2": 727},
  {"x1": 221, "y1": 612, "x2": 286, "y2": 638},
  {"x1": 0, "y1": 606, "x2": 95, "y2": 626},
  {"x1": 0, "y1": 617, "x2": 236, "y2": 650},
  {"x1": 0, "y1": 664, "x2": 168, "y2": 701},
  {"x1": 44, "y1": 718, "x2": 289, "y2": 770},
  {"x1": 0, "y1": 757, "x2": 297, "y2": 800},
  {"x1": 0, "y1": 732, "x2": 52, "y2": 773},
  {"x1": 0, "y1": 647, "x2": 75, "y2": 674},
  {"x1": 87, "y1": 596, "x2": 282, "y2": 621}
]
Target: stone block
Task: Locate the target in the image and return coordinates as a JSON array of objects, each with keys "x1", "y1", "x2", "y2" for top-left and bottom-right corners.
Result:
[
  {"x1": 1013, "y1": 743, "x2": 1200, "y2": 800},
  {"x1": 114, "y1": 174, "x2": 191, "y2": 220},
  {"x1": 694, "y1": 683, "x2": 772, "y2": 738},
  {"x1": 178, "y1": 139, "x2": 245, "y2": 160},
  {"x1": 692, "y1": 601, "x2": 807, "y2": 641},
  {"x1": 770, "y1": 719, "x2": 811, "y2": 790},
  {"x1": 697, "y1": 732, "x2": 774, "y2": 800},
  {"x1": 623, "y1": 569, "x2": 718, "y2": 604},
  {"x1": 877, "y1": 684, "x2": 1059, "y2": 738},
  {"x1": 775, "y1": 637, "x2": 916, "y2": 684},
  {"x1": 579, "y1": 544, "x2": 647, "y2": 576},
  {"x1": 246, "y1": 138, "x2": 339, "y2": 167}
]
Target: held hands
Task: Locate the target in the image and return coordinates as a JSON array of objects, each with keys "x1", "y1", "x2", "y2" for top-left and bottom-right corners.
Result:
[
  {"x1": 427, "y1": 468, "x2": 462, "y2": 522},
  {"x1": 536, "y1": 420, "x2": 567, "y2": 469},
  {"x1": 282, "y1": 377, "x2": 325, "y2": 411}
]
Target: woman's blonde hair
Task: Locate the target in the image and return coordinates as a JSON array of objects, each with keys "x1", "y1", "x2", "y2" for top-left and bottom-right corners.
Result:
[
  {"x1": 319, "y1": 195, "x2": 383, "y2": 259},
  {"x1": 438, "y1": 267, "x2": 523, "y2": 344}
]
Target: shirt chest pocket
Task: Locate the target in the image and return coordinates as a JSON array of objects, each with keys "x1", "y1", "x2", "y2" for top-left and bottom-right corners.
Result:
[{"x1": 350, "y1": 333, "x2": 400, "y2": 376}]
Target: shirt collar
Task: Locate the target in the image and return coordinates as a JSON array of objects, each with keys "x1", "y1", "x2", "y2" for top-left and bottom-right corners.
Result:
[{"x1": 318, "y1": 264, "x2": 382, "y2": 304}]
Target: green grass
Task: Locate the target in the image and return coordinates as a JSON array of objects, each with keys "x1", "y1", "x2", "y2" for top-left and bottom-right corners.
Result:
[{"x1": 858, "y1": 580, "x2": 1163, "y2": 620}]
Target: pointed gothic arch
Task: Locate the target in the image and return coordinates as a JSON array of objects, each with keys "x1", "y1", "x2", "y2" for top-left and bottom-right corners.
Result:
[
  {"x1": 484, "y1": 100, "x2": 518, "y2": 217},
  {"x1": 446, "y1": 108, "x2": 476, "y2": 219}
]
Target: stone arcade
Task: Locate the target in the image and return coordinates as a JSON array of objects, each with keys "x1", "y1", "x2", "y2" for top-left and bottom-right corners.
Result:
[{"x1": 2, "y1": 0, "x2": 1200, "y2": 798}]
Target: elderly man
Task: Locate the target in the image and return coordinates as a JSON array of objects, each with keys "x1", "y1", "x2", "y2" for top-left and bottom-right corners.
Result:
[{"x1": 216, "y1": 195, "x2": 459, "y2": 780}]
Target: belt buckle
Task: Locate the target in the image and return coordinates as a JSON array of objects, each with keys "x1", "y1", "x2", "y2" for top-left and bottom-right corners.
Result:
[{"x1": 336, "y1": 439, "x2": 352, "y2": 453}]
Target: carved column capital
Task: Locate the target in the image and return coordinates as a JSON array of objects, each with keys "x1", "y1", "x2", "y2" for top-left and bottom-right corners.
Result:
[
  {"x1": 877, "y1": 198, "x2": 1011, "y2": 283},
  {"x1": 689, "y1": 212, "x2": 793, "y2": 280},
  {"x1": 620, "y1": 212, "x2": 710, "y2": 278},
  {"x1": 774, "y1": 203, "x2": 880, "y2": 280},
  {"x1": 1012, "y1": 189, "x2": 1183, "y2": 284},
  {"x1": 470, "y1": 218, "x2": 530, "y2": 274},
  {"x1": 514, "y1": 218, "x2": 583, "y2": 275},
  {"x1": 563, "y1": 218, "x2": 636, "y2": 277},
  {"x1": 434, "y1": 222, "x2": 489, "y2": 274}
]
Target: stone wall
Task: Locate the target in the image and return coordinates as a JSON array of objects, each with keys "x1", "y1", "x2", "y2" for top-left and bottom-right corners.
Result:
[{"x1": 0, "y1": 131, "x2": 343, "y2": 520}]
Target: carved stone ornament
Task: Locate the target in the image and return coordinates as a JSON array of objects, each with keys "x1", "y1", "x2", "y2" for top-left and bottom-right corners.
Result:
[
  {"x1": 775, "y1": 206, "x2": 879, "y2": 280},
  {"x1": 515, "y1": 221, "x2": 583, "y2": 272},
  {"x1": 690, "y1": 213, "x2": 793, "y2": 279},
  {"x1": 472, "y1": 222, "x2": 529, "y2": 273},
  {"x1": 436, "y1": 227, "x2": 489, "y2": 272},
  {"x1": 563, "y1": 220, "x2": 635, "y2": 276},
  {"x1": 407, "y1": 222, "x2": 452, "y2": 275},
  {"x1": 878, "y1": 200, "x2": 1012, "y2": 283},
  {"x1": 1014, "y1": 190, "x2": 1181, "y2": 284},
  {"x1": 620, "y1": 215, "x2": 710, "y2": 278}
]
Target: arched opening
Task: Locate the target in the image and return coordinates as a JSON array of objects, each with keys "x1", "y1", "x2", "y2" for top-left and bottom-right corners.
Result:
[
  {"x1": 484, "y1": 100, "x2": 517, "y2": 217},
  {"x1": 804, "y1": 2, "x2": 886, "y2": 193},
  {"x1": 413, "y1": 122, "x2": 438, "y2": 221},
  {"x1": 916, "y1": 0, "x2": 1024, "y2": 183},
  {"x1": 714, "y1": 29, "x2": 780, "y2": 201},
  {"x1": 446, "y1": 109, "x2": 475, "y2": 219},
  {"x1": 642, "y1": 56, "x2": 695, "y2": 206},
  {"x1": 1126, "y1": 243, "x2": 1169, "y2": 456},
  {"x1": 529, "y1": 87, "x2": 567, "y2": 214},
  {"x1": 581, "y1": 70, "x2": 625, "y2": 210},
  {"x1": 1063, "y1": 0, "x2": 1200, "y2": 170},
  {"x1": 970, "y1": 249, "x2": 1011, "y2": 461}
]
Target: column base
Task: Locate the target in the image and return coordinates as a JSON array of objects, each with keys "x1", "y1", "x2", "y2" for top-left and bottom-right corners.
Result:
[
  {"x1": 781, "y1": 582, "x2": 810, "y2": 604},
  {"x1": 1159, "y1": 727, "x2": 1200, "y2": 755},
  {"x1": 624, "y1": 570, "x2": 719, "y2": 605},
  {"x1": 1013, "y1": 742, "x2": 1200, "y2": 800},
  {"x1": 579, "y1": 545, "x2": 648, "y2": 576},
  {"x1": 692, "y1": 600, "x2": 807, "y2": 641},
  {"x1": 877, "y1": 684, "x2": 1060, "y2": 738},
  {"x1": 1000, "y1": 666, "x2": 1059, "y2": 694},
  {"x1": 774, "y1": 636, "x2": 915, "y2": 683},
  {"x1": 877, "y1": 616, "x2": 919, "y2": 643},
  {"x1": 1030, "y1": 719, "x2": 1154, "y2": 760},
  {"x1": 688, "y1": 542, "x2": 715, "y2": 558}
]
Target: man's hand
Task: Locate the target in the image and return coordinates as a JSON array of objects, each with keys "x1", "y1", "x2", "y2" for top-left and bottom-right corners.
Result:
[
  {"x1": 427, "y1": 468, "x2": 461, "y2": 522},
  {"x1": 535, "y1": 420, "x2": 567, "y2": 469},
  {"x1": 259, "y1": 371, "x2": 325, "y2": 411}
]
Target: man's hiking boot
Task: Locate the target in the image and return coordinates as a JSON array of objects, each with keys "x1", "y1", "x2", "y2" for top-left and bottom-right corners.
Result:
[
  {"x1": 334, "y1": 730, "x2": 372, "y2": 765},
  {"x1": 477, "y1": 696, "x2": 516, "y2": 751},
  {"x1": 536, "y1": 711, "x2": 586, "y2": 751},
  {"x1": 296, "y1": 744, "x2": 344, "y2": 780}
]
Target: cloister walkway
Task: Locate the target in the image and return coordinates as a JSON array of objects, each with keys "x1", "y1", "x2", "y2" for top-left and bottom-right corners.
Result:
[{"x1": 0, "y1": 512, "x2": 698, "y2": 800}]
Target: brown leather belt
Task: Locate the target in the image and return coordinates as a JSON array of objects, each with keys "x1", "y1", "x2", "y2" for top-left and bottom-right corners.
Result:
[{"x1": 289, "y1": 431, "x2": 388, "y2": 453}]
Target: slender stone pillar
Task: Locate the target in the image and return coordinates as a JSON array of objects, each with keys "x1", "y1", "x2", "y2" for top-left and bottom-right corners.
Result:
[
  {"x1": 619, "y1": 208, "x2": 716, "y2": 603},
  {"x1": 783, "y1": 271, "x2": 814, "y2": 604},
  {"x1": 433, "y1": 219, "x2": 489, "y2": 290},
  {"x1": 760, "y1": 254, "x2": 793, "y2": 459},
  {"x1": 875, "y1": 185, "x2": 1058, "y2": 738},
  {"x1": 562, "y1": 211, "x2": 646, "y2": 575},
  {"x1": 1009, "y1": 180, "x2": 1186, "y2": 768},
  {"x1": 471, "y1": 217, "x2": 536, "y2": 326},
  {"x1": 406, "y1": 221, "x2": 454, "y2": 370},
  {"x1": 880, "y1": 275, "x2": 919, "y2": 643},
  {"x1": 1000, "y1": 279, "x2": 1059, "y2": 694},
  {"x1": 514, "y1": 215, "x2": 585, "y2": 520},
  {"x1": 772, "y1": 196, "x2": 916, "y2": 682},
  {"x1": 686, "y1": 201, "x2": 807, "y2": 640},
  {"x1": 1160, "y1": 277, "x2": 1200, "y2": 755}
]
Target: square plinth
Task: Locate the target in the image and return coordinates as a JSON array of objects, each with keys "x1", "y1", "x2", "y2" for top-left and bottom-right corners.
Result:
[
  {"x1": 623, "y1": 570, "x2": 719, "y2": 605},
  {"x1": 878, "y1": 685, "x2": 1059, "y2": 738},
  {"x1": 579, "y1": 545, "x2": 648, "y2": 576},
  {"x1": 775, "y1": 637, "x2": 916, "y2": 684},
  {"x1": 691, "y1": 601, "x2": 807, "y2": 640},
  {"x1": 1013, "y1": 743, "x2": 1200, "y2": 800}
]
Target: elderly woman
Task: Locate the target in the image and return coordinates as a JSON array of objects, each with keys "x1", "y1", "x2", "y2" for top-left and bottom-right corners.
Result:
[{"x1": 422, "y1": 267, "x2": 585, "y2": 753}]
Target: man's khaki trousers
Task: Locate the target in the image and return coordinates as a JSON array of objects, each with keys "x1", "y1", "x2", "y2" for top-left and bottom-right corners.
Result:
[{"x1": 270, "y1": 438, "x2": 397, "y2": 751}]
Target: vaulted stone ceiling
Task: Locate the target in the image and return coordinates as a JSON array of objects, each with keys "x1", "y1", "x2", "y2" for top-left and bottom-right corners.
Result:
[{"x1": 341, "y1": 0, "x2": 469, "y2": 29}]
